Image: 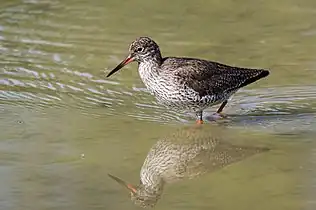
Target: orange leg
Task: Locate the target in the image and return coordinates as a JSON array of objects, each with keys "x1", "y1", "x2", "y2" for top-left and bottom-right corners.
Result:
[
  {"x1": 196, "y1": 119, "x2": 204, "y2": 124},
  {"x1": 196, "y1": 111, "x2": 204, "y2": 124}
]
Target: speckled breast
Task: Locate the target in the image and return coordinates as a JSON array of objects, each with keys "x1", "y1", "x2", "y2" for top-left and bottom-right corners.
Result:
[
  {"x1": 138, "y1": 64, "x2": 230, "y2": 112},
  {"x1": 148, "y1": 82, "x2": 224, "y2": 112}
]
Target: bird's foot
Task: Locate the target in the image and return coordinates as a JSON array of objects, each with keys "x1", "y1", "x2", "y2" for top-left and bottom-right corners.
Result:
[
  {"x1": 216, "y1": 112, "x2": 227, "y2": 118},
  {"x1": 206, "y1": 112, "x2": 228, "y2": 121},
  {"x1": 196, "y1": 119, "x2": 204, "y2": 125}
]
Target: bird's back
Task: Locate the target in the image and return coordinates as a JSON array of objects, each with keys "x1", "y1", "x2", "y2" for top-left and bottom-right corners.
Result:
[{"x1": 160, "y1": 57, "x2": 269, "y2": 98}]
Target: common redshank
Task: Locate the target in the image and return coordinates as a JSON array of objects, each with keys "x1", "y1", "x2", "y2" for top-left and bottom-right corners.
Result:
[
  {"x1": 106, "y1": 37, "x2": 270, "y2": 124},
  {"x1": 108, "y1": 126, "x2": 269, "y2": 208}
]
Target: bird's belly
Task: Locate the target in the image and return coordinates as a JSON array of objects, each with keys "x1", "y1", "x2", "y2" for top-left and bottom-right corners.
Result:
[
  {"x1": 152, "y1": 88, "x2": 221, "y2": 112},
  {"x1": 143, "y1": 79, "x2": 236, "y2": 111}
]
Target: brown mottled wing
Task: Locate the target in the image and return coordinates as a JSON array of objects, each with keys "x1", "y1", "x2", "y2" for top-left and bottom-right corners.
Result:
[{"x1": 162, "y1": 57, "x2": 269, "y2": 97}]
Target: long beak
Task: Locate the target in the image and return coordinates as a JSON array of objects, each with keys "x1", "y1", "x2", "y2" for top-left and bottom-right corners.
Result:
[
  {"x1": 108, "y1": 173, "x2": 137, "y2": 194},
  {"x1": 106, "y1": 55, "x2": 134, "y2": 77}
]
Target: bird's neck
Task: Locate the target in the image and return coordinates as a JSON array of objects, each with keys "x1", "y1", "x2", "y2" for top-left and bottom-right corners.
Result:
[
  {"x1": 138, "y1": 60, "x2": 162, "y2": 91},
  {"x1": 141, "y1": 169, "x2": 164, "y2": 187},
  {"x1": 138, "y1": 174, "x2": 165, "y2": 200}
]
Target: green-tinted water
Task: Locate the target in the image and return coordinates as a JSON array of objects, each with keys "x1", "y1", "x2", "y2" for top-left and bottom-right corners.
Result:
[{"x1": 0, "y1": 0, "x2": 316, "y2": 209}]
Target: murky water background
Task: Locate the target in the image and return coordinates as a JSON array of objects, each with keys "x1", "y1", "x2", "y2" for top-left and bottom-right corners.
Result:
[{"x1": 0, "y1": 0, "x2": 316, "y2": 209}]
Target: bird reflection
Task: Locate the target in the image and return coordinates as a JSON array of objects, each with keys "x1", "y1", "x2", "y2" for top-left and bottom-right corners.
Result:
[{"x1": 108, "y1": 126, "x2": 269, "y2": 208}]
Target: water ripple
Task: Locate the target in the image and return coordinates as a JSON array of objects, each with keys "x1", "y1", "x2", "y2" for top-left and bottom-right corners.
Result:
[{"x1": 0, "y1": 0, "x2": 316, "y2": 127}]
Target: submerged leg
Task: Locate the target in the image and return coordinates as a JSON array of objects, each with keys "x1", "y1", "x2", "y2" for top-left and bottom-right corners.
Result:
[
  {"x1": 216, "y1": 100, "x2": 228, "y2": 113},
  {"x1": 195, "y1": 111, "x2": 203, "y2": 124},
  {"x1": 215, "y1": 100, "x2": 228, "y2": 118},
  {"x1": 204, "y1": 100, "x2": 228, "y2": 120}
]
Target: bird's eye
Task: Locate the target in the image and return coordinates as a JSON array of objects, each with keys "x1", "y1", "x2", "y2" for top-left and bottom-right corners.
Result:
[{"x1": 136, "y1": 47, "x2": 143, "y2": 52}]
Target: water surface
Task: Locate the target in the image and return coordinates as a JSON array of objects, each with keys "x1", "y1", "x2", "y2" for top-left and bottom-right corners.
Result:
[{"x1": 0, "y1": 0, "x2": 316, "y2": 209}]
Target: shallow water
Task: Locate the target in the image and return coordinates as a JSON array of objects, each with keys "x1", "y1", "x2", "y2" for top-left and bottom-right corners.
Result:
[{"x1": 0, "y1": 0, "x2": 316, "y2": 209}]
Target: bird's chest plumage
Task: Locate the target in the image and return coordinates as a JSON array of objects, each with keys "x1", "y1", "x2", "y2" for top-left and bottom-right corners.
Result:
[
  {"x1": 137, "y1": 63, "x2": 222, "y2": 111},
  {"x1": 138, "y1": 63, "x2": 171, "y2": 98}
]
